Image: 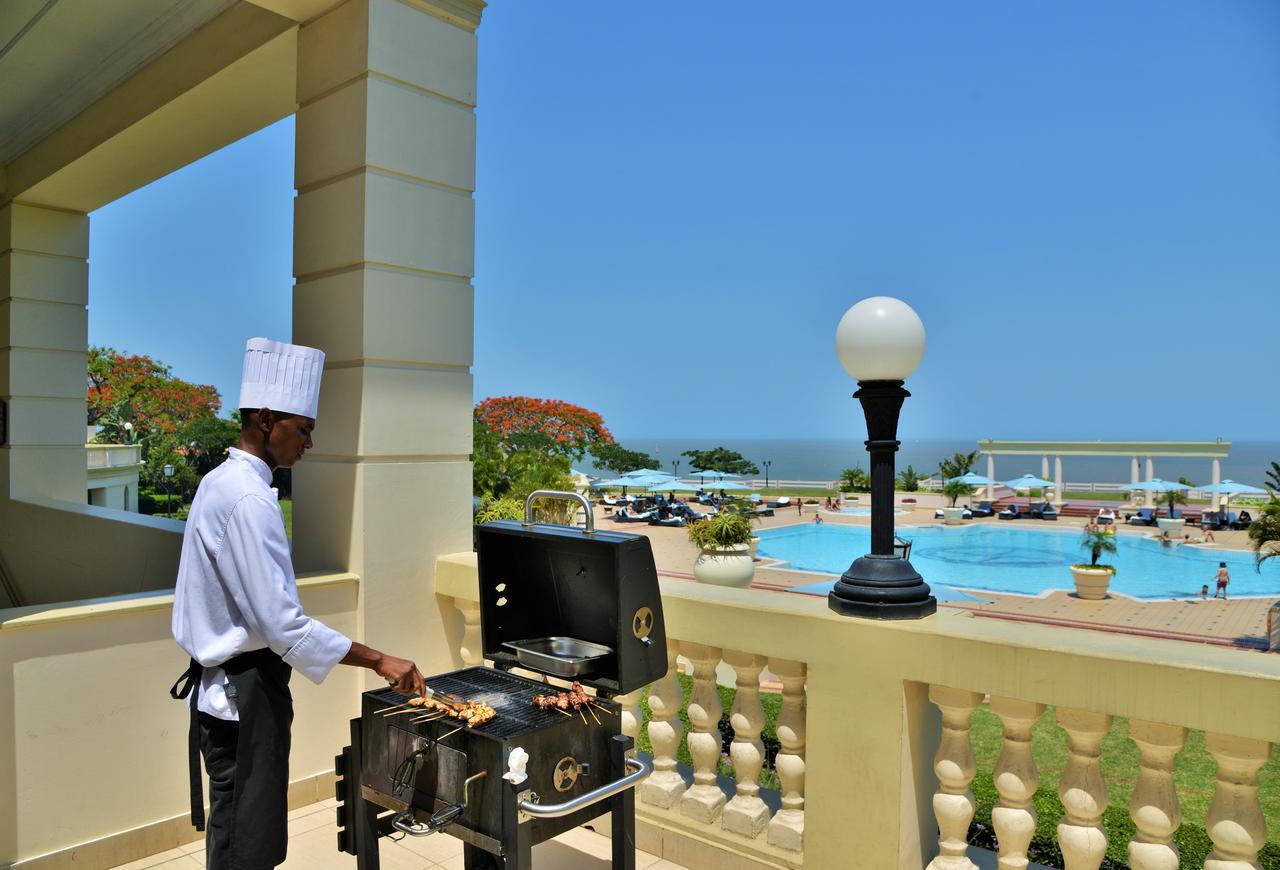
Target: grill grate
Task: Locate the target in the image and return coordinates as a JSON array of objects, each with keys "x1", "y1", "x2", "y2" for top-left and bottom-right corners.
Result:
[{"x1": 370, "y1": 667, "x2": 570, "y2": 740}]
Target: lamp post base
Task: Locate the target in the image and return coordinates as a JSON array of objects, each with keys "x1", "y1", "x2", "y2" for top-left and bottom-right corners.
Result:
[{"x1": 828, "y1": 554, "x2": 937, "y2": 620}]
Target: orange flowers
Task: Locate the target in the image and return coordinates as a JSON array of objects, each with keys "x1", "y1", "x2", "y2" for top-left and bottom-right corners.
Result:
[{"x1": 474, "y1": 397, "x2": 615, "y2": 460}]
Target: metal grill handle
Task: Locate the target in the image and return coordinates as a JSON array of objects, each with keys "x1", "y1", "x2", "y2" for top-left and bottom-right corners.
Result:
[
  {"x1": 516, "y1": 753, "x2": 651, "y2": 820},
  {"x1": 523, "y1": 489, "x2": 595, "y2": 534}
]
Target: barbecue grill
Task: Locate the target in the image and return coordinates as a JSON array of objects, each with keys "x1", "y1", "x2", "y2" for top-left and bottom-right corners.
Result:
[{"x1": 335, "y1": 491, "x2": 666, "y2": 868}]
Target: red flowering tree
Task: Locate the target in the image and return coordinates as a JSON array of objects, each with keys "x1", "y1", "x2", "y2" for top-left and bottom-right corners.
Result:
[
  {"x1": 87, "y1": 346, "x2": 222, "y2": 441},
  {"x1": 474, "y1": 397, "x2": 614, "y2": 461}
]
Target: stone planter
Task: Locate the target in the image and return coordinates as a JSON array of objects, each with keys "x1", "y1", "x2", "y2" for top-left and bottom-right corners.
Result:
[
  {"x1": 942, "y1": 507, "x2": 967, "y2": 525},
  {"x1": 693, "y1": 543, "x2": 755, "y2": 587},
  {"x1": 1155, "y1": 518, "x2": 1183, "y2": 537},
  {"x1": 749, "y1": 535, "x2": 761, "y2": 561},
  {"x1": 1070, "y1": 565, "x2": 1115, "y2": 600}
]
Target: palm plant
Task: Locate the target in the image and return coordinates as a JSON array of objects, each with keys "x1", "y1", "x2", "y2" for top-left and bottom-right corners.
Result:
[
  {"x1": 1076, "y1": 527, "x2": 1117, "y2": 571},
  {"x1": 840, "y1": 466, "x2": 870, "y2": 493},
  {"x1": 941, "y1": 480, "x2": 973, "y2": 508},
  {"x1": 1266, "y1": 460, "x2": 1280, "y2": 493},
  {"x1": 1247, "y1": 496, "x2": 1280, "y2": 571},
  {"x1": 896, "y1": 465, "x2": 920, "y2": 492}
]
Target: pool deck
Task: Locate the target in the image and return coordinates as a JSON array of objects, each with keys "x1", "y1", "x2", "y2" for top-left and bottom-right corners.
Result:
[{"x1": 594, "y1": 502, "x2": 1276, "y2": 652}]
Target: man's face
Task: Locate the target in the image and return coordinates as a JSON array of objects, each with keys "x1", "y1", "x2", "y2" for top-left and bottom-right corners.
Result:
[{"x1": 262, "y1": 410, "x2": 315, "y2": 469}]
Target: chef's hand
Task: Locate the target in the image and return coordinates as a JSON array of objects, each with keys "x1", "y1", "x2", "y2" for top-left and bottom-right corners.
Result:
[
  {"x1": 376, "y1": 654, "x2": 425, "y2": 698},
  {"x1": 342, "y1": 642, "x2": 425, "y2": 698}
]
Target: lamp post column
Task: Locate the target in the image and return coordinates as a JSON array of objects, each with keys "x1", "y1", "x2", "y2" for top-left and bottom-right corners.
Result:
[{"x1": 763, "y1": 460, "x2": 771, "y2": 488}]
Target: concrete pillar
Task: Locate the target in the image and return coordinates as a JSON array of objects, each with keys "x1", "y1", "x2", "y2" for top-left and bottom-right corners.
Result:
[
  {"x1": 986, "y1": 454, "x2": 995, "y2": 501},
  {"x1": 1041, "y1": 455, "x2": 1050, "y2": 480},
  {"x1": 1054, "y1": 456, "x2": 1064, "y2": 504},
  {"x1": 291, "y1": 0, "x2": 483, "y2": 679},
  {"x1": 1145, "y1": 456, "x2": 1155, "y2": 481},
  {"x1": 1211, "y1": 458, "x2": 1221, "y2": 510},
  {"x1": 1130, "y1": 456, "x2": 1140, "y2": 504},
  {"x1": 0, "y1": 202, "x2": 89, "y2": 502}
]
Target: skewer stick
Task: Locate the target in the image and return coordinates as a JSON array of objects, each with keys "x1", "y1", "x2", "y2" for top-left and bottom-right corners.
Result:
[
  {"x1": 410, "y1": 713, "x2": 447, "y2": 724},
  {"x1": 384, "y1": 707, "x2": 428, "y2": 717},
  {"x1": 588, "y1": 701, "x2": 615, "y2": 716},
  {"x1": 578, "y1": 706, "x2": 588, "y2": 725},
  {"x1": 586, "y1": 703, "x2": 601, "y2": 726},
  {"x1": 552, "y1": 706, "x2": 571, "y2": 717},
  {"x1": 437, "y1": 726, "x2": 463, "y2": 743}
]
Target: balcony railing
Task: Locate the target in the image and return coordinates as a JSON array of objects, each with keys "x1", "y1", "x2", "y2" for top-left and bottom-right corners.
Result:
[
  {"x1": 436, "y1": 552, "x2": 1280, "y2": 870},
  {"x1": 86, "y1": 443, "x2": 142, "y2": 469}
]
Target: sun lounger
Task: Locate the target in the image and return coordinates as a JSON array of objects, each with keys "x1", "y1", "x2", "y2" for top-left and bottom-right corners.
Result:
[
  {"x1": 1231, "y1": 511, "x2": 1253, "y2": 530},
  {"x1": 970, "y1": 502, "x2": 995, "y2": 518},
  {"x1": 613, "y1": 509, "x2": 655, "y2": 523},
  {"x1": 648, "y1": 515, "x2": 686, "y2": 527},
  {"x1": 998, "y1": 504, "x2": 1022, "y2": 520},
  {"x1": 1127, "y1": 508, "x2": 1156, "y2": 526},
  {"x1": 601, "y1": 495, "x2": 620, "y2": 506},
  {"x1": 754, "y1": 507, "x2": 775, "y2": 518},
  {"x1": 769, "y1": 497, "x2": 792, "y2": 508}
]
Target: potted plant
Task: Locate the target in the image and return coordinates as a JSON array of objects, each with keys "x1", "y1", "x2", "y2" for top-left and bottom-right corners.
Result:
[
  {"x1": 1156, "y1": 485, "x2": 1189, "y2": 538},
  {"x1": 729, "y1": 497, "x2": 765, "y2": 560},
  {"x1": 1071, "y1": 526, "x2": 1117, "y2": 599},
  {"x1": 688, "y1": 513, "x2": 756, "y2": 587},
  {"x1": 940, "y1": 480, "x2": 973, "y2": 525}
]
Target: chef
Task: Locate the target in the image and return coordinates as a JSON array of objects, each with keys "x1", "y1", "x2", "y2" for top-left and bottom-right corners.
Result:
[{"x1": 171, "y1": 338, "x2": 425, "y2": 869}]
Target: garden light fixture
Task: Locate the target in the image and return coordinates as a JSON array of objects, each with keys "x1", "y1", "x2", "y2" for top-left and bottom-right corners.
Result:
[{"x1": 829, "y1": 296, "x2": 936, "y2": 619}]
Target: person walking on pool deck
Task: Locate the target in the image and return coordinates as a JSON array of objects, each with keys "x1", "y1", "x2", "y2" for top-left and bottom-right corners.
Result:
[
  {"x1": 1214, "y1": 561, "x2": 1231, "y2": 599},
  {"x1": 170, "y1": 338, "x2": 426, "y2": 870}
]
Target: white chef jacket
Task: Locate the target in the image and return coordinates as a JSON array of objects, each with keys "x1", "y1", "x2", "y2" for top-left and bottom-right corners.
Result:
[{"x1": 172, "y1": 448, "x2": 352, "y2": 720}]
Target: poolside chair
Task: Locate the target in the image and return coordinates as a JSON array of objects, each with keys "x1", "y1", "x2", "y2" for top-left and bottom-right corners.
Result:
[
  {"x1": 612, "y1": 508, "x2": 655, "y2": 523},
  {"x1": 648, "y1": 515, "x2": 686, "y2": 527},
  {"x1": 768, "y1": 496, "x2": 792, "y2": 508},
  {"x1": 1128, "y1": 508, "x2": 1156, "y2": 526},
  {"x1": 970, "y1": 502, "x2": 995, "y2": 518},
  {"x1": 935, "y1": 507, "x2": 973, "y2": 520},
  {"x1": 1201, "y1": 511, "x2": 1225, "y2": 531},
  {"x1": 1039, "y1": 502, "x2": 1060, "y2": 522},
  {"x1": 998, "y1": 504, "x2": 1022, "y2": 520},
  {"x1": 1096, "y1": 507, "x2": 1117, "y2": 525},
  {"x1": 754, "y1": 507, "x2": 775, "y2": 518},
  {"x1": 601, "y1": 494, "x2": 620, "y2": 506}
]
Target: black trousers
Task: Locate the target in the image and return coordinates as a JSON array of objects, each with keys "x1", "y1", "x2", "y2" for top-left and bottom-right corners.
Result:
[{"x1": 199, "y1": 651, "x2": 294, "y2": 870}]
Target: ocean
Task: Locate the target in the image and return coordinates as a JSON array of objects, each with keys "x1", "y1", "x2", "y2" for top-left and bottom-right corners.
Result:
[{"x1": 584, "y1": 438, "x2": 1280, "y2": 488}]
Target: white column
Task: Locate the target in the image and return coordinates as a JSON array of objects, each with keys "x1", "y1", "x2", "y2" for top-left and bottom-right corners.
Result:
[
  {"x1": 991, "y1": 697, "x2": 1045, "y2": 870},
  {"x1": 927, "y1": 686, "x2": 983, "y2": 870},
  {"x1": 1054, "y1": 456, "x2": 1064, "y2": 505},
  {"x1": 1204, "y1": 733, "x2": 1270, "y2": 869},
  {"x1": 1127, "y1": 720, "x2": 1185, "y2": 870},
  {"x1": 1131, "y1": 456, "x2": 1140, "y2": 503},
  {"x1": 1056, "y1": 708, "x2": 1112, "y2": 870},
  {"x1": 767, "y1": 658, "x2": 806, "y2": 851},
  {"x1": 722, "y1": 651, "x2": 769, "y2": 838},
  {"x1": 1212, "y1": 458, "x2": 1222, "y2": 510},
  {"x1": 640, "y1": 640, "x2": 686, "y2": 808},
  {"x1": 986, "y1": 455, "x2": 996, "y2": 500},
  {"x1": 292, "y1": 0, "x2": 484, "y2": 678},
  {"x1": 679, "y1": 642, "x2": 727, "y2": 824},
  {"x1": 0, "y1": 203, "x2": 90, "y2": 502},
  {"x1": 1145, "y1": 456, "x2": 1155, "y2": 481},
  {"x1": 1041, "y1": 455, "x2": 1050, "y2": 479}
]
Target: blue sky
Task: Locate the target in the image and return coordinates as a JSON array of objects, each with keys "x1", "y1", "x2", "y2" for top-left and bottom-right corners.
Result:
[{"x1": 89, "y1": 1, "x2": 1279, "y2": 442}]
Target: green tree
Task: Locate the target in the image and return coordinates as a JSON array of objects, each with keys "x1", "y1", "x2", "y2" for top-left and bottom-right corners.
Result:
[
  {"x1": 182, "y1": 415, "x2": 241, "y2": 478},
  {"x1": 896, "y1": 465, "x2": 920, "y2": 492},
  {"x1": 1247, "y1": 496, "x2": 1280, "y2": 571},
  {"x1": 941, "y1": 479, "x2": 974, "y2": 507},
  {"x1": 681, "y1": 447, "x2": 759, "y2": 476},
  {"x1": 1266, "y1": 460, "x2": 1280, "y2": 493},
  {"x1": 840, "y1": 466, "x2": 870, "y2": 493},
  {"x1": 1163, "y1": 477, "x2": 1194, "y2": 517},
  {"x1": 1078, "y1": 527, "x2": 1118, "y2": 569},
  {"x1": 937, "y1": 450, "x2": 979, "y2": 481},
  {"x1": 591, "y1": 442, "x2": 661, "y2": 475},
  {"x1": 141, "y1": 433, "x2": 200, "y2": 505}
]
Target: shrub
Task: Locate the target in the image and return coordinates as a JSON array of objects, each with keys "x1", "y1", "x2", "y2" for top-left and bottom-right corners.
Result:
[
  {"x1": 687, "y1": 513, "x2": 754, "y2": 549},
  {"x1": 474, "y1": 497, "x2": 523, "y2": 524}
]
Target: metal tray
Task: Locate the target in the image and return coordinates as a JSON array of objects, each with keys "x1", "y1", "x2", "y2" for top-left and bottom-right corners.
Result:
[{"x1": 500, "y1": 637, "x2": 614, "y2": 678}]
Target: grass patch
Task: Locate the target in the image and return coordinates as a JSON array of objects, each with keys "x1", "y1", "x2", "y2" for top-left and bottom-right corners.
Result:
[{"x1": 635, "y1": 691, "x2": 1280, "y2": 866}]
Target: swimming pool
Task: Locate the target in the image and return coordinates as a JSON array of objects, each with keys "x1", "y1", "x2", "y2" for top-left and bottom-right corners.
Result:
[
  {"x1": 829, "y1": 507, "x2": 910, "y2": 517},
  {"x1": 757, "y1": 524, "x2": 1280, "y2": 599}
]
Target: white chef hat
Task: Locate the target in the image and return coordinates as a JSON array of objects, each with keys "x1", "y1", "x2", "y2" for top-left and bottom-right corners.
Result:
[{"x1": 238, "y1": 338, "x2": 325, "y2": 420}]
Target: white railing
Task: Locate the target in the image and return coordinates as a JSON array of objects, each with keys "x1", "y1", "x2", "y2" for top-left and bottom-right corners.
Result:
[
  {"x1": 435, "y1": 554, "x2": 1280, "y2": 870},
  {"x1": 86, "y1": 443, "x2": 142, "y2": 469}
]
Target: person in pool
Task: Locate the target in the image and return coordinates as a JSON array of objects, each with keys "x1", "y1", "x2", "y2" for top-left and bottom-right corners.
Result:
[
  {"x1": 1200, "y1": 584, "x2": 1210, "y2": 599},
  {"x1": 1214, "y1": 562, "x2": 1230, "y2": 599}
]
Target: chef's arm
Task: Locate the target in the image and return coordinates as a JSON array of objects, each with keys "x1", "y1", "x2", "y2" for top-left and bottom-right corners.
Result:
[{"x1": 342, "y1": 642, "x2": 426, "y2": 698}]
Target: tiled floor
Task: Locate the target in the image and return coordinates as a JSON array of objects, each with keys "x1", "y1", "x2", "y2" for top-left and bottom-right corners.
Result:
[{"x1": 109, "y1": 799, "x2": 676, "y2": 869}]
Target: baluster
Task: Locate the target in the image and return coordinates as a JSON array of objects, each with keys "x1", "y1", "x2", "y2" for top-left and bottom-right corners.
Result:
[
  {"x1": 678, "y1": 642, "x2": 726, "y2": 824},
  {"x1": 1055, "y1": 708, "x2": 1112, "y2": 870},
  {"x1": 722, "y1": 651, "x2": 769, "y2": 838},
  {"x1": 1204, "y1": 733, "x2": 1270, "y2": 870},
  {"x1": 991, "y1": 696, "x2": 1045, "y2": 870},
  {"x1": 766, "y1": 658, "x2": 806, "y2": 852},
  {"x1": 456, "y1": 598, "x2": 483, "y2": 667},
  {"x1": 927, "y1": 686, "x2": 983, "y2": 870},
  {"x1": 1127, "y1": 720, "x2": 1185, "y2": 870},
  {"x1": 614, "y1": 688, "x2": 642, "y2": 742},
  {"x1": 641, "y1": 639, "x2": 686, "y2": 808}
]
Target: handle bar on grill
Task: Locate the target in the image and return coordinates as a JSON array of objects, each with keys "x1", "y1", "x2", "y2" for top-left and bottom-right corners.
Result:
[
  {"x1": 391, "y1": 771, "x2": 488, "y2": 837},
  {"x1": 523, "y1": 489, "x2": 595, "y2": 534},
  {"x1": 516, "y1": 753, "x2": 651, "y2": 820}
]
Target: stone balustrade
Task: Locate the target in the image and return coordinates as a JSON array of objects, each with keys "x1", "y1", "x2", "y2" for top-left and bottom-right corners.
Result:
[{"x1": 435, "y1": 552, "x2": 1280, "y2": 870}]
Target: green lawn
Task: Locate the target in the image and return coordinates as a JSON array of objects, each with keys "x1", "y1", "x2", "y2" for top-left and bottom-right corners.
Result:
[
  {"x1": 280, "y1": 497, "x2": 293, "y2": 539},
  {"x1": 636, "y1": 684, "x2": 1280, "y2": 868}
]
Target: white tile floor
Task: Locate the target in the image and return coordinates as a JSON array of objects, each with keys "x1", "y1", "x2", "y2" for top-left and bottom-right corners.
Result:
[{"x1": 109, "y1": 799, "x2": 675, "y2": 869}]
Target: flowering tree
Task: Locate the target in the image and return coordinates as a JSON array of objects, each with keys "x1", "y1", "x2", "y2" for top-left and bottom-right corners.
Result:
[
  {"x1": 87, "y1": 347, "x2": 221, "y2": 441},
  {"x1": 474, "y1": 396, "x2": 614, "y2": 461}
]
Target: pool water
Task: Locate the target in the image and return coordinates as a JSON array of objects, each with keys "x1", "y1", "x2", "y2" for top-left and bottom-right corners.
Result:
[
  {"x1": 831, "y1": 507, "x2": 910, "y2": 517},
  {"x1": 757, "y1": 524, "x2": 1280, "y2": 599}
]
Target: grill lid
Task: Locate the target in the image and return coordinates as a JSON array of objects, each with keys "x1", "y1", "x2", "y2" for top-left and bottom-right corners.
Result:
[{"x1": 475, "y1": 491, "x2": 667, "y2": 696}]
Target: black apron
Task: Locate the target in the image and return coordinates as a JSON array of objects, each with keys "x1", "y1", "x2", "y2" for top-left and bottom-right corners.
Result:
[{"x1": 171, "y1": 649, "x2": 293, "y2": 869}]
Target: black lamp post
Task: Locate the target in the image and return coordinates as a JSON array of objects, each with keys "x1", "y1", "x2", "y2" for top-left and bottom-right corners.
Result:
[
  {"x1": 828, "y1": 297, "x2": 937, "y2": 620},
  {"x1": 163, "y1": 463, "x2": 175, "y2": 518},
  {"x1": 763, "y1": 460, "x2": 772, "y2": 488},
  {"x1": 672, "y1": 459, "x2": 680, "y2": 479}
]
